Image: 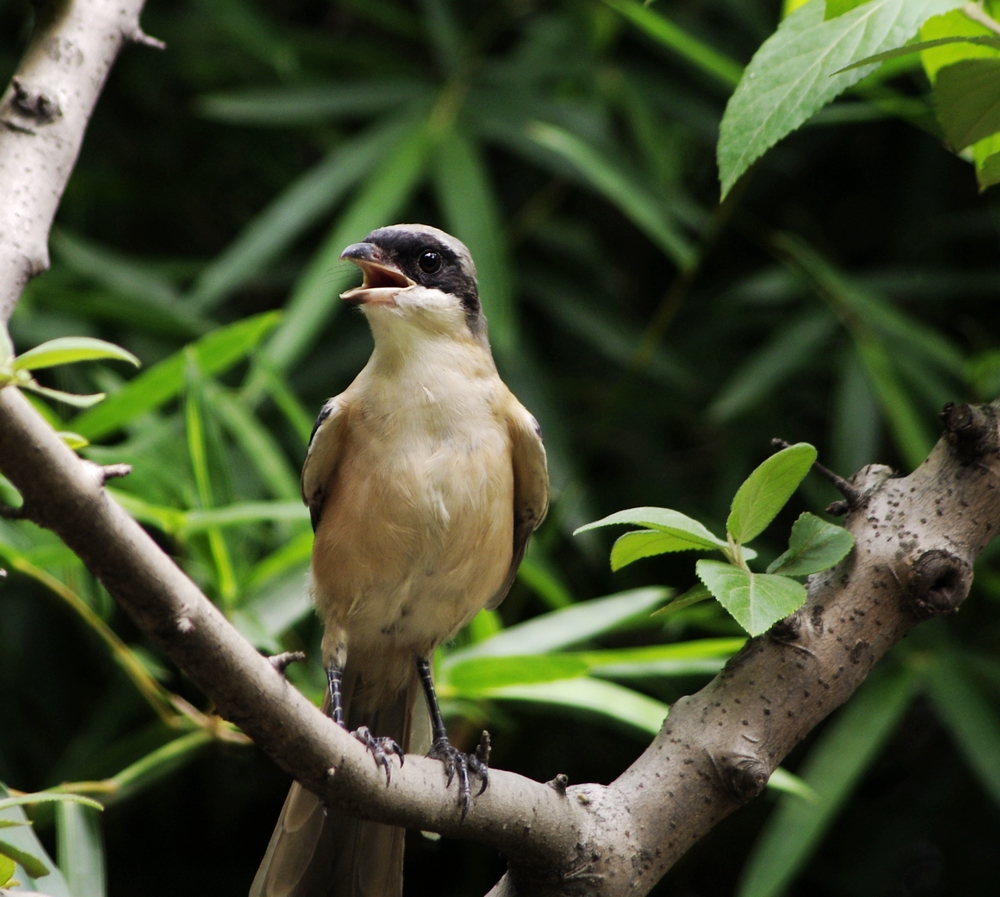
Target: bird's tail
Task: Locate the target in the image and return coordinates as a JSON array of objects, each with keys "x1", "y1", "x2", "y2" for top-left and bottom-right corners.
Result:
[{"x1": 250, "y1": 669, "x2": 418, "y2": 897}]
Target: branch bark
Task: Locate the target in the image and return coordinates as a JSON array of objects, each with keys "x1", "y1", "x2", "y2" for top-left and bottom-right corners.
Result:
[
  {"x1": 3, "y1": 4, "x2": 1000, "y2": 896},
  {"x1": 0, "y1": 0, "x2": 162, "y2": 324}
]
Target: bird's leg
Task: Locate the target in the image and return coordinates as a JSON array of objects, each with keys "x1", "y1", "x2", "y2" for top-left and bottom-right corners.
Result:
[
  {"x1": 326, "y1": 664, "x2": 403, "y2": 785},
  {"x1": 417, "y1": 657, "x2": 490, "y2": 819}
]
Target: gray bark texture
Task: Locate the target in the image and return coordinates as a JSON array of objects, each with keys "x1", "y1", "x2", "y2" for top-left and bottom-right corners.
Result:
[{"x1": 1, "y1": 2, "x2": 998, "y2": 895}]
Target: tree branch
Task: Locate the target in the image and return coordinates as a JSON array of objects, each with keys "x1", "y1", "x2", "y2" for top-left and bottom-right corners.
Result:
[
  {"x1": 3, "y1": 4, "x2": 1000, "y2": 894},
  {"x1": 0, "y1": 0, "x2": 162, "y2": 324}
]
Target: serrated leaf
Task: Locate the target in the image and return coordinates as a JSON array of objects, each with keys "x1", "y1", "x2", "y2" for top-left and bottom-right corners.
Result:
[
  {"x1": 718, "y1": 0, "x2": 967, "y2": 197},
  {"x1": 697, "y1": 559, "x2": 807, "y2": 636},
  {"x1": 11, "y1": 336, "x2": 140, "y2": 372},
  {"x1": 0, "y1": 839, "x2": 49, "y2": 878},
  {"x1": 933, "y1": 57, "x2": 1000, "y2": 150},
  {"x1": 767, "y1": 512, "x2": 854, "y2": 575},
  {"x1": 575, "y1": 506, "x2": 727, "y2": 550},
  {"x1": 727, "y1": 443, "x2": 817, "y2": 544},
  {"x1": 611, "y1": 530, "x2": 712, "y2": 571}
]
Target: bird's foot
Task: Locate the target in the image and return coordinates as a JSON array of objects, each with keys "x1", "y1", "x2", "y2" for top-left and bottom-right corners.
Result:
[
  {"x1": 428, "y1": 730, "x2": 490, "y2": 819},
  {"x1": 352, "y1": 725, "x2": 404, "y2": 785}
]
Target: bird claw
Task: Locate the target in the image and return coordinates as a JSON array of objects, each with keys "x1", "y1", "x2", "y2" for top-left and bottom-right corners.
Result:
[
  {"x1": 428, "y1": 730, "x2": 490, "y2": 819},
  {"x1": 352, "y1": 725, "x2": 404, "y2": 785}
]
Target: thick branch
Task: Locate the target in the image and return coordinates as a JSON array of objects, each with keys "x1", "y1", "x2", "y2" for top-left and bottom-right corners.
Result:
[{"x1": 0, "y1": 0, "x2": 161, "y2": 324}]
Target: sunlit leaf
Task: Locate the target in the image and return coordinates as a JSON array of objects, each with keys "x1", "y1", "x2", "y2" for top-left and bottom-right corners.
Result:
[
  {"x1": 71, "y1": 311, "x2": 281, "y2": 441},
  {"x1": 448, "y1": 588, "x2": 671, "y2": 661},
  {"x1": 727, "y1": 443, "x2": 817, "y2": 545},
  {"x1": 718, "y1": 0, "x2": 966, "y2": 197},
  {"x1": 12, "y1": 336, "x2": 140, "y2": 372},
  {"x1": 576, "y1": 506, "x2": 726, "y2": 550},
  {"x1": 696, "y1": 560, "x2": 807, "y2": 636},
  {"x1": 444, "y1": 655, "x2": 589, "y2": 693},
  {"x1": 485, "y1": 677, "x2": 669, "y2": 736}
]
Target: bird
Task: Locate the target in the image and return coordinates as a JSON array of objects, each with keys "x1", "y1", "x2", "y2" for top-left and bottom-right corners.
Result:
[{"x1": 250, "y1": 223, "x2": 549, "y2": 897}]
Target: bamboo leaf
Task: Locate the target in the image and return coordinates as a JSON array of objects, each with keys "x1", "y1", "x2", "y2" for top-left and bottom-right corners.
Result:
[{"x1": 71, "y1": 312, "x2": 281, "y2": 441}]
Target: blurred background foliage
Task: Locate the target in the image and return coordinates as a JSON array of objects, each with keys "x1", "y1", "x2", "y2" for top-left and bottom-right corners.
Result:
[{"x1": 2, "y1": 0, "x2": 1000, "y2": 895}]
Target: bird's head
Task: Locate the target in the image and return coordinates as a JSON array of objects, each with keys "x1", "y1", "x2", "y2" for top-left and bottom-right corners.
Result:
[{"x1": 339, "y1": 224, "x2": 486, "y2": 344}]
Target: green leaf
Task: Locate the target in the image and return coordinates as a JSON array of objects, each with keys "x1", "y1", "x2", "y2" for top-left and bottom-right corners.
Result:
[
  {"x1": 485, "y1": 677, "x2": 669, "y2": 736},
  {"x1": 181, "y1": 501, "x2": 309, "y2": 534},
  {"x1": 56, "y1": 801, "x2": 106, "y2": 897},
  {"x1": 767, "y1": 768, "x2": 819, "y2": 803},
  {"x1": 575, "y1": 506, "x2": 727, "y2": 550},
  {"x1": 0, "y1": 793, "x2": 104, "y2": 813},
  {"x1": 611, "y1": 530, "x2": 706, "y2": 570},
  {"x1": 926, "y1": 650, "x2": 1000, "y2": 806},
  {"x1": 71, "y1": 311, "x2": 281, "y2": 441},
  {"x1": 444, "y1": 655, "x2": 589, "y2": 694},
  {"x1": 601, "y1": 0, "x2": 743, "y2": 87},
  {"x1": 718, "y1": 0, "x2": 967, "y2": 197},
  {"x1": 11, "y1": 336, "x2": 140, "y2": 372},
  {"x1": 254, "y1": 120, "x2": 431, "y2": 381},
  {"x1": 579, "y1": 638, "x2": 745, "y2": 679},
  {"x1": 187, "y1": 116, "x2": 411, "y2": 311},
  {"x1": 708, "y1": 311, "x2": 837, "y2": 423},
  {"x1": 836, "y1": 34, "x2": 1000, "y2": 71},
  {"x1": 650, "y1": 583, "x2": 715, "y2": 618},
  {"x1": 737, "y1": 665, "x2": 915, "y2": 897},
  {"x1": 727, "y1": 443, "x2": 817, "y2": 545},
  {"x1": 696, "y1": 560, "x2": 807, "y2": 636},
  {"x1": 21, "y1": 382, "x2": 106, "y2": 408},
  {"x1": 972, "y1": 129, "x2": 1000, "y2": 189},
  {"x1": 0, "y1": 852, "x2": 13, "y2": 886},
  {"x1": 527, "y1": 122, "x2": 696, "y2": 269},
  {"x1": 432, "y1": 128, "x2": 517, "y2": 356},
  {"x1": 196, "y1": 80, "x2": 428, "y2": 125},
  {"x1": 767, "y1": 512, "x2": 854, "y2": 576},
  {"x1": 57, "y1": 431, "x2": 90, "y2": 450},
  {"x1": 933, "y1": 57, "x2": 1000, "y2": 150},
  {"x1": 0, "y1": 782, "x2": 72, "y2": 897},
  {"x1": 0, "y1": 839, "x2": 49, "y2": 879},
  {"x1": 448, "y1": 587, "x2": 671, "y2": 661},
  {"x1": 0, "y1": 821, "x2": 28, "y2": 829}
]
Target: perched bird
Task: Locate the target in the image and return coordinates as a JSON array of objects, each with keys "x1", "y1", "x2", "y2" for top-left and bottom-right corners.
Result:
[{"x1": 250, "y1": 224, "x2": 549, "y2": 897}]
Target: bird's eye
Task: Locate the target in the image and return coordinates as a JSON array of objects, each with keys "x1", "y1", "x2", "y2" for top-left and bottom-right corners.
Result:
[{"x1": 417, "y1": 250, "x2": 442, "y2": 274}]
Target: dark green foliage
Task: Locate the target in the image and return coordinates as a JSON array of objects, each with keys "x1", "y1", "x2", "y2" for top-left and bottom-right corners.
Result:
[{"x1": 2, "y1": 1, "x2": 1000, "y2": 895}]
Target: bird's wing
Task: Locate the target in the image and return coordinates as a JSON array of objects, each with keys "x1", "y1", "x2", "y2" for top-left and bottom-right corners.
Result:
[
  {"x1": 301, "y1": 395, "x2": 349, "y2": 532},
  {"x1": 486, "y1": 400, "x2": 550, "y2": 610}
]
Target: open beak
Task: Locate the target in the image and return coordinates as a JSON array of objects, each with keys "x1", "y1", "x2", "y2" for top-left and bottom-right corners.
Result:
[{"x1": 339, "y1": 242, "x2": 414, "y2": 306}]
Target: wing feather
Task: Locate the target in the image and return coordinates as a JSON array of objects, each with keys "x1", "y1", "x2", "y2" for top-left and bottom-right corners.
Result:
[
  {"x1": 301, "y1": 395, "x2": 349, "y2": 532},
  {"x1": 486, "y1": 401, "x2": 549, "y2": 610}
]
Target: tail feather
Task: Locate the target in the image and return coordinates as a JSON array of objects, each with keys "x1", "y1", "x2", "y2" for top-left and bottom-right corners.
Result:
[{"x1": 251, "y1": 670, "x2": 417, "y2": 897}]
